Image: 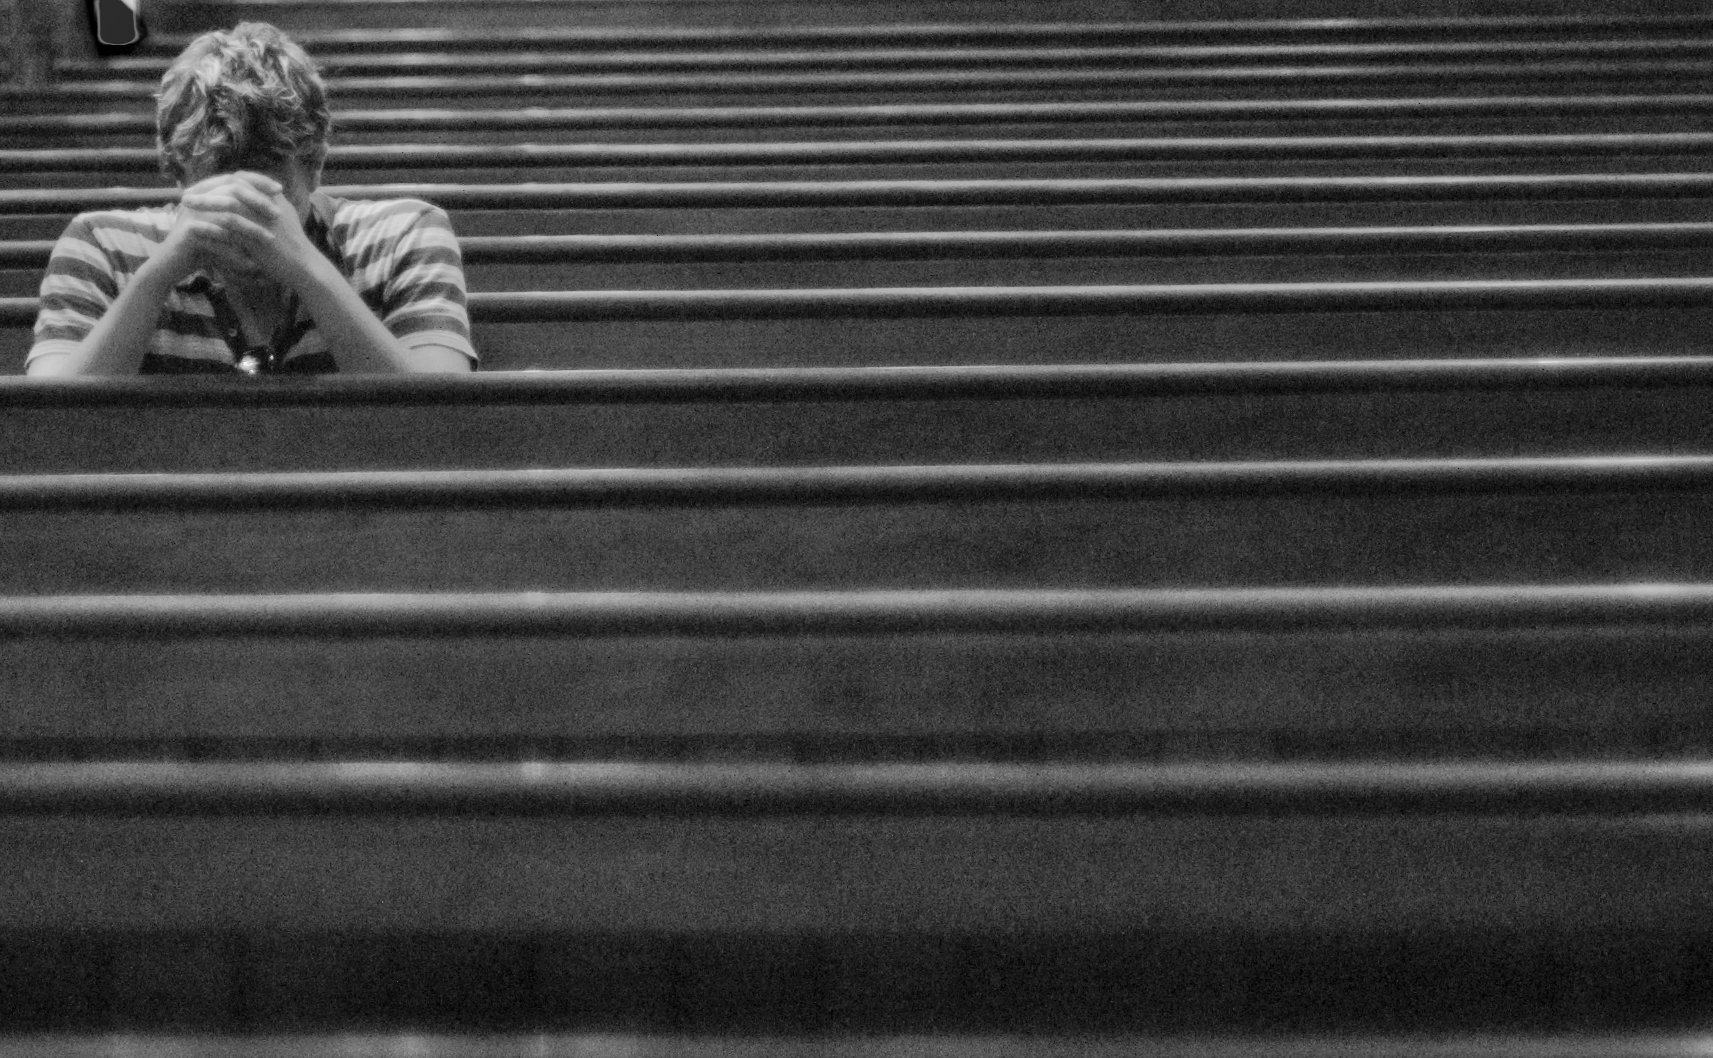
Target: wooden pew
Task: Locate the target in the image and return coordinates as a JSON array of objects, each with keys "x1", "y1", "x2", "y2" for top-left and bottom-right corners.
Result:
[
  {"x1": 3, "y1": 358, "x2": 1712, "y2": 468},
  {"x1": 20, "y1": 133, "x2": 1713, "y2": 186},
  {"x1": 5, "y1": 359, "x2": 1713, "y2": 470},
  {"x1": 135, "y1": 11, "x2": 1713, "y2": 44},
  {"x1": 67, "y1": 36, "x2": 1713, "y2": 82},
  {"x1": 7, "y1": 173, "x2": 1713, "y2": 242},
  {"x1": 137, "y1": 12, "x2": 1713, "y2": 47},
  {"x1": 12, "y1": 223, "x2": 1713, "y2": 296},
  {"x1": 8, "y1": 133, "x2": 1713, "y2": 189},
  {"x1": 163, "y1": 0, "x2": 1474, "y2": 32},
  {"x1": 4, "y1": 586, "x2": 1709, "y2": 745},
  {"x1": 9, "y1": 1036, "x2": 1713, "y2": 1058},
  {"x1": 4, "y1": 693, "x2": 1713, "y2": 1030},
  {"x1": 11, "y1": 61, "x2": 1711, "y2": 112},
  {"x1": 7, "y1": 758, "x2": 1713, "y2": 1028},
  {"x1": 7, "y1": 95, "x2": 1711, "y2": 149},
  {"x1": 13, "y1": 455, "x2": 1713, "y2": 595},
  {"x1": 8, "y1": 275, "x2": 1713, "y2": 369}
]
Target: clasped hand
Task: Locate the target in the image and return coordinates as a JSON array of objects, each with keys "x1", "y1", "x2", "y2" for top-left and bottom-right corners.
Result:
[{"x1": 157, "y1": 171, "x2": 316, "y2": 289}]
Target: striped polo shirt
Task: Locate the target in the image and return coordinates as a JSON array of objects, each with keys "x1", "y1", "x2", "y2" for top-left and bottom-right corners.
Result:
[{"x1": 30, "y1": 192, "x2": 477, "y2": 373}]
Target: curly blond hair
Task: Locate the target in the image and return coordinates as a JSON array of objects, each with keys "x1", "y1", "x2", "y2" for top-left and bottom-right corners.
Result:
[{"x1": 154, "y1": 21, "x2": 331, "y2": 185}]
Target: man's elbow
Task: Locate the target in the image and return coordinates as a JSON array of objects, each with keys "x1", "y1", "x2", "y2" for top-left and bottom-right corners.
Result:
[
  {"x1": 402, "y1": 344, "x2": 477, "y2": 374},
  {"x1": 24, "y1": 351, "x2": 81, "y2": 377}
]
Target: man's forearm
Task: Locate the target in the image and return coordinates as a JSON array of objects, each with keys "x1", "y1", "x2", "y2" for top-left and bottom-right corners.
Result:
[
  {"x1": 28, "y1": 260, "x2": 176, "y2": 377},
  {"x1": 291, "y1": 254, "x2": 470, "y2": 374}
]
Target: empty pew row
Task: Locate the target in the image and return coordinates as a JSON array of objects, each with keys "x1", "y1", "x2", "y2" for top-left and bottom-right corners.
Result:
[
  {"x1": 8, "y1": 282, "x2": 1713, "y2": 367},
  {"x1": 4, "y1": 597, "x2": 1713, "y2": 755},
  {"x1": 11, "y1": 96, "x2": 1713, "y2": 148},
  {"x1": 163, "y1": 0, "x2": 1473, "y2": 31},
  {"x1": 132, "y1": 10, "x2": 1713, "y2": 40},
  {"x1": 9, "y1": 1038, "x2": 1713, "y2": 1058},
  {"x1": 130, "y1": 0, "x2": 1713, "y2": 31},
  {"x1": 0, "y1": 916, "x2": 1709, "y2": 1030},
  {"x1": 124, "y1": 2, "x2": 1713, "y2": 49},
  {"x1": 134, "y1": 12, "x2": 1713, "y2": 47},
  {"x1": 11, "y1": 275, "x2": 1713, "y2": 369},
  {"x1": 3, "y1": 922, "x2": 1707, "y2": 1031},
  {"x1": 13, "y1": 62, "x2": 1713, "y2": 111},
  {"x1": 12, "y1": 174, "x2": 1713, "y2": 243},
  {"x1": 12, "y1": 134, "x2": 1713, "y2": 189},
  {"x1": 14, "y1": 223, "x2": 1713, "y2": 296},
  {"x1": 8, "y1": 714, "x2": 1713, "y2": 999},
  {"x1": 15, "y1": 455, "x2": 1713, "y2": 594},
  {"x1": 71, "y1": 37, "x2": 1713, "y2": 80},
  {"x1": 7, "y1": 512, "x2": 1713, "y2": 1019},
  {"x1": 6, "y1": 359, "x2": 1713, "y2": 470}
]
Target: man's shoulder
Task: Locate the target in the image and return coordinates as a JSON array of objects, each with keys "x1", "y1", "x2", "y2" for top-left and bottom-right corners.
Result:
[
  {"x1": 62, "y1": 206, "x2": 176, "y2": 243},
  {"x1": 323, "y1": 194, "x2": 449, "y2": 230},
  {"x1": 47, "y1": 207, "x2": 174, "y2": 272}
]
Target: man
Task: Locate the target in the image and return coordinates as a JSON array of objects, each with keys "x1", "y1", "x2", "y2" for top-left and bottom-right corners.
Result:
[{"x1": 29, "y1": 21, "x2": 475, "y2": 375}]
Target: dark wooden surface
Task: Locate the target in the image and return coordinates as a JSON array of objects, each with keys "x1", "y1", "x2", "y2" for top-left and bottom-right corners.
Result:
[
  {"x1": 166, "y1": 0, "x2": 1628, "y2": 33},
  {"x1": 414, "y1": 305, "x2": 1713, "y2": 371},
  {"x1": 9, "y1": 290, "x2": 1713, "y2": 371},
  {"x1": 76, "y1": 38, "x2": 1713, "y2": 81},
  {"x1": 12, "y1": 1034, "x2": 1713, "y2": 1058},
  {"x1": 7, "y1": 810, "x2": 1713, "y2": 932},
  {"x1": 9, "y1": 171, "x2": 1713, "y2": 243},
  {"x1": 18, "y1": 154, "x2": 1713, "y2": 189},
  {"x1": 17, "y1": 759, "x2": 1713, "y2": 813},
  {"x1": 11, "y1": 96, "x2": 1713, "y2": 146},
  {"x1": 140, "y1": 8, "x2": 1713, "y2": 34},
  {"x1": 14, "y1": 132, "x2": 1713, "y2": 171},
  {"x1": 2, "y1": 364, "x2": 1711, "y2": 470},
  {"x1": 6, "y1": 461, "x2": 1713, "y2": 593},
  {"x1": 134, "y1": 12, "x2": 1713, "y2": 46},
  {"x1": 18, "y1": 222, "x2": 1713, "y2": 294},
  {"x1": 12, "y1": 66, "x2": 1713, "y2": 110},
  {"x1": 1, "y1": 614, "x2": 1710, "y2": 750},
  {"x1": 5, "y1": 171, "x2": 1713, "y2": 213},
  {"x1": 11, "y1": 193, "x2": 1713, "y2": 244}
]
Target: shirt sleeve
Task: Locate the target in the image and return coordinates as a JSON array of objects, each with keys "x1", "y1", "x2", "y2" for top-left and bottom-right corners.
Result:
[
  {"x1": 379, "y1": 203, "x2": 478, "y2": 368},
  {"x1": 29, "y1": 214, "x2": 118, "y2": 370}
]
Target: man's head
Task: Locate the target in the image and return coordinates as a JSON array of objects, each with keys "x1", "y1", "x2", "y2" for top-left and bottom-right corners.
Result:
[{"x1": 155, "y1": 21, "x2": 330, "y2": 208}]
